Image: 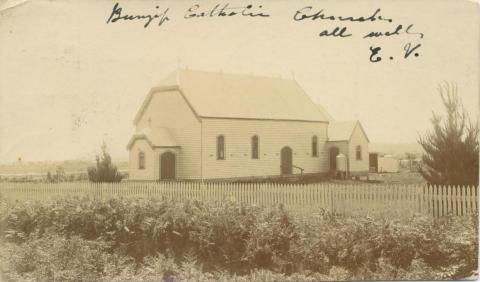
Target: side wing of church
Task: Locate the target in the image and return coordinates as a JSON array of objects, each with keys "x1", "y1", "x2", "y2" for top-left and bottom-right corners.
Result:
[{"x1": 127, "y1": 69, "x2": 369, "y2": 181}]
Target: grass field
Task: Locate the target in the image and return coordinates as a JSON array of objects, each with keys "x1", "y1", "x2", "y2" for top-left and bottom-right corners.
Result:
[
  {"x1": 367, "y1": 169, "x2": 426, "y2": 185},
  {"x1": 0, "y1": 157, "x2": 425, "y2": 185},
  {"x1": 0, "y1": 160, "x2": 129, "y2": 175},
  {"x1": 0, "y1": 160, "x2": 129, "y2": 182}
]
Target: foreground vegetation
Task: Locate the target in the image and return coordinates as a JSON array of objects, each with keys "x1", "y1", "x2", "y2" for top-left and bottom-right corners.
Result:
[{"x1": 0, "y1": 195, "x2": 477, "y2": 281}]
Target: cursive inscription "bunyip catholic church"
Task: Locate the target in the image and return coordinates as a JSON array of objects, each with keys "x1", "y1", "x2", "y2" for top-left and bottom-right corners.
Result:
[
  {"x1": 106, "y1": 3, "x2": 269, "y2": 28},
  {"x1": 105, "y1": 3, "x2": 425, "y2": 63}
]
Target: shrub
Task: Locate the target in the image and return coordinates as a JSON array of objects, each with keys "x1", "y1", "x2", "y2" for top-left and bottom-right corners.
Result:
[
  {"x1": 87, "y1": 143, "x2": 123, "y2": 183},
  {"x1": 244, "y1": 206, "x2": 298, "y2": 273},
  {"x1": 188, "y1": 202, "x2": 260, "y2": 273},
  {"x1": 0, "y1": 196, "x2": 477, "y2": 280},
  {"x1": 0, "y1": 234, "x2": 120, "y2": 281}
]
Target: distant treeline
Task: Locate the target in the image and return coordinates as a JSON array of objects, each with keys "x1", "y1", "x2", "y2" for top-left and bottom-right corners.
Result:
[
  {"x1": 0, "y1": 160, "x2": 128, "y2": 175},
  {"x1": 0, "y1": 170, "x2": 128, "y2": 183}
]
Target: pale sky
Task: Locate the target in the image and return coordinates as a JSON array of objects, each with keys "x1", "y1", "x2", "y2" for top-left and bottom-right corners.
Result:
[{"x1": 0, "y1": 0, "x2": 478, "y2": 163}]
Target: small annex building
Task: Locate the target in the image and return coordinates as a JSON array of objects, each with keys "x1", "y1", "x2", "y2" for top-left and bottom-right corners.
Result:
[
  {"x1": 127, "y1": 69, "x2": 370, "y2": 181},
  {"x1": 327, "y1": 121, "x2": 370, "y2": 178}
]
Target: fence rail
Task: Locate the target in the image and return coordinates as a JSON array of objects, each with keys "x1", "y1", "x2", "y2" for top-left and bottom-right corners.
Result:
[{"x1": 0, "y1": 182, "x2": 477, "y2": 218}]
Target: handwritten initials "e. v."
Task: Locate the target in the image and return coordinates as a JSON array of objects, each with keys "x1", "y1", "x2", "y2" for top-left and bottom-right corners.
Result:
[
  {"x1": 369, "y1": 46, "x2": 382, "y2": 63},
  {"x1": 404, "y1": 43, "x2": 421, "y2": 58}
]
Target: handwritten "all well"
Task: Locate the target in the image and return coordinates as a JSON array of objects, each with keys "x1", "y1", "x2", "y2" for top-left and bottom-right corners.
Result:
[{"x1": 105, "y1": 3, "x2": 425, "y2": 63}]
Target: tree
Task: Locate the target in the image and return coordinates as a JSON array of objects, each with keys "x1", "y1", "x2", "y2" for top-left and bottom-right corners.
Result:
[
  {"x1": 418, "y1": 82, "x2": 479, "y2": 186},
  {"x1": 46, "y1": 166, "x2": 67, "y2": 183},
  {"x1": 87, "y1": 143, "x2": 123, "y2": 183}
]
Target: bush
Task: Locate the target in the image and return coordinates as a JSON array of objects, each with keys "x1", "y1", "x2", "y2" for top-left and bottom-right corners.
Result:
[
  {"x1": 0, "y1": 196, "x2": 477, "y2": 280},
  {"x1": 87, "y1": 143, "x2": 123, "y2": 183},
  {"x1": 0, "y1": 234, "x2": 124, "y2": 281}
]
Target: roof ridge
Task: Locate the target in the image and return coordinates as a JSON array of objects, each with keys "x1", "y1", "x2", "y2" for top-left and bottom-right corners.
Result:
[
  {"x1": 135, "y1": 69, "x2": 330, "y2": 124},
  {"x1": 176, "y1": 68, "x2": 296, "y2": 82}
]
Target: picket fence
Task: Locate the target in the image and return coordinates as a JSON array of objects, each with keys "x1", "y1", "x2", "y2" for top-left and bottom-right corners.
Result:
[{"x1": 0, "y1": 182, "x2": 477, "y2": 218}]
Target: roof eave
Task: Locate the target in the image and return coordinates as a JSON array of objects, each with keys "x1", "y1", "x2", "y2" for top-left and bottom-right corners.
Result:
[
  {"x1": 126, "y1": 134, "x2": 152, "y2": 150},
  {"x1": 349, "y1": 121, "x2": 370, "y2": 143},
  {"x1": 199, "y1": 116, "x2": 328, "y2": 123},
  {"x1": 126, "y1": 134, "x2": 180, "y2": 150},
  {"x1": 132, "y1": 85, "x2": 181, "y2": 125}
]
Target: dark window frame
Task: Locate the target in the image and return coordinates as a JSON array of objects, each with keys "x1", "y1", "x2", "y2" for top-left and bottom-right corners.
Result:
[
  {"x1": 217, "y1": 135, "x2": 225, "y2": 160},
  {"x1": 251, "y1": 135, "x2": 259, "y2": 159},
  {"x1": 312, "y1": 135, "x2": 318, "y2": 157},
  {"x1": 138, "y1": 151, "x2": 146, "y2": 169},
  {"x1": 356, "y1": 145, "x2": 362, "y2": 160}
]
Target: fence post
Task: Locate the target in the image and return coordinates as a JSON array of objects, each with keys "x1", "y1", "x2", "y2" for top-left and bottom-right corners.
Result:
[
  {"x1": 1, "y1": 182, "x2": 476, "y2": 219},
  {"x1": 466, "y1": 186, "x2": 472, "y2": 215}
]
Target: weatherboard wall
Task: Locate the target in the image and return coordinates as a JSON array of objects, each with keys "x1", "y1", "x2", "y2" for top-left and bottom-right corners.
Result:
[
  {"x1": 201, "y1": 118, "x2": 329, "y2": 179},
  {"x1": 348, "y1": 124, "x2": 369, "y2": 174},
  {"x1": 131, "y1": 89, "x2": 202, "y2": 180},
  {"x1": 129, "y1": 139, "x2": 156, "y2": 180}
]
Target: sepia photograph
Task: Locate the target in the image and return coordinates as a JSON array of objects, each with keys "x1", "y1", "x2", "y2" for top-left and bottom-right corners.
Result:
[{"x1": 0, "y1": 0, "x2": 478, "y2": 281}]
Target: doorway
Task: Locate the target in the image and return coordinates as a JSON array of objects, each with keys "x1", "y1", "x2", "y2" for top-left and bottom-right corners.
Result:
[
  {"x1": 160, "y1": 152, "x2": 176, "y2": 180},
  {"x1": 280, "y1": 146, "x2": 293, "y2": 175},
  {"x1": 329, "y1": 147, "x2": 339, "y2": 171},
  {"x1": 369, "y1": 153, "x2": 378, "y2": 173}
]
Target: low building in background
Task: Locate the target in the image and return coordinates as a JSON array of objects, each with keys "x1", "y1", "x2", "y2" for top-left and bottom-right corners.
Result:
[{"x1": 378, "y1": 155, "x2": 400, "y2": 173}]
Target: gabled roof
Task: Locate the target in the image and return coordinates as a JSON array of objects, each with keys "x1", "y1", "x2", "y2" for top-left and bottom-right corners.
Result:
[
  {"x1": 328, "y1": 120, "x2": 370, "y2": 142},
  {"x1": 134, "y1": 69, "x2": 329, "y2": 124},
  {"x1": 126, "y1": 127, "x2": 178, "y2": 149}
]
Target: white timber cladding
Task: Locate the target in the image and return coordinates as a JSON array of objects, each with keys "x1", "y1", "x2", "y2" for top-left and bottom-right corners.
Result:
[
  {"x1": 129, "y1": 139, "x2": 156, "y2": 180},
  {"x1": 201, "y1": 118, "x2": 329, "y2": 179},
  {"x1": 348, "y1": 124, "x2": 369, "y2": 173},
  {"x1": 128, "y1": 70, "x2": 371, "y2": 180},
  {"x1": 131, "y1": 90, "x2": 202, "y2": 180}
]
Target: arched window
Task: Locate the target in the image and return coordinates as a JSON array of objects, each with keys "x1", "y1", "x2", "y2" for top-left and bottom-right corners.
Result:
[
  {"x1": 138, "y1": 152, "x2": 145, "y2": 169},
  {"x1": 311, "y1": 136, "x2": 318, "y2": 157},
  {"x1": 251, "y1": 135, "x2": 259, "y2": 159},
  {"x1": 217, "y1": 135, "x2": 225, "y2": 160},
  {"x1": 356, "y1": 145, "x2": 362, "y2": 160}
]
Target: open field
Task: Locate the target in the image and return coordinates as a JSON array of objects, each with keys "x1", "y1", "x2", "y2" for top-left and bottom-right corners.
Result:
[
  {"x1": 0, "y1": 160, "x2": 129, "y2": 182},
  {"x1": 369, "y1": 143, "x2": 423, "y2": 157},
  {"x1": 368, "y1": 169, "x2": 426, "y2": 185},
  {"x1": 0, "y1": 160, "x2": 129, "y2": 175},
  {"x1": 0, "y1": 160, "x2": 425, "y2": 186}
]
